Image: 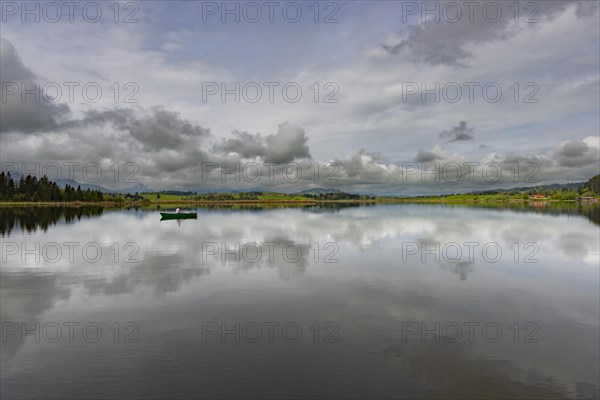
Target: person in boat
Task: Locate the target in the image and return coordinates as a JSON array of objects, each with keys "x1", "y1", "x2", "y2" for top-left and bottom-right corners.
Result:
[{"x1": 176, "y1": 208, "x2": 180, "y2": 214}]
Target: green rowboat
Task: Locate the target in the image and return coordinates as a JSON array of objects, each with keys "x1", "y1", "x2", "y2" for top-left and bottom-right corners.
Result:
[{"x1": 160, "y1": 212, "x2": 198, "y2": 220}]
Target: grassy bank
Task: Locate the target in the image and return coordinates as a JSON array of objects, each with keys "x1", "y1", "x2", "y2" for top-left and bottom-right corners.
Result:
[
  {"x1": 378, "y1": 193, "x2": 599, "y2": 204},
  {"x1": 1, "y1": 194, "x2": 597, "y2": 207},
  {"x1": 0, "y1": 198, "x2": 376, "y2": 207}
]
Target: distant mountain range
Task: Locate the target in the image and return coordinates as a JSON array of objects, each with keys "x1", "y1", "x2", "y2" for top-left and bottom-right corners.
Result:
[
  {"x1": 54, "y1": 179, "x2": 150, "y2": 194},
  {"x1": 292, "y1": 188, "x2": 343, "y2": 195},
  {"x1": 54, "y1": 179, "x2": 111, "y2": 192},
  {"x1": 469, "y1": 181, "x2": 586, "y2": 194}
]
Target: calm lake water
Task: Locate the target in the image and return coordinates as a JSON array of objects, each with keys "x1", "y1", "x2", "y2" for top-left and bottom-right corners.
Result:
[{"x1": 1, "y1": 204, "x2": 599, "y2": 399}]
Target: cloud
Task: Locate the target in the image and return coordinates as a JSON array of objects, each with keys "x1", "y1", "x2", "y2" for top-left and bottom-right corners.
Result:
[
  {"x1": 378, "y1": 1, "x2": 599, "y2": 67},
  {"x1": 215, "y1": 122, "x2": 311, "y2": 164},
  {"x1": 0, "y1": 39, "x2": 35, "y2": 82},
  {"x1": 264, "y1": 123, "x2": 311, "y2": 163},
  {"x1": 77, "y1": 107, "x2": 211, "y2": 151},
  {"x1": 554, "y1": 137, "x2": 600, "y2": 167},
  {"x1": 380, "y1": 24, "x2": 473, "y2": 67},
  {"x1": 0, "y1": 39, "x2": 70, "y2": 134},
  {"x1": 439, "y1": 121, "x2": 474, "y2": 142},
  {"x1": 415, "y1": 147, "x2": 442, "y2": 162},
  {"x1": 217, "y1": 130, "x2": 266, "y2": 159}
]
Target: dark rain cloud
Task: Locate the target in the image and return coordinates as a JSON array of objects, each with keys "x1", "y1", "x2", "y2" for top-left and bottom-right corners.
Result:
[
  {"x1": 0, "y1": 39, "x2": 70, "y2": 134},
  {"x1": 415, "y1": 148, "x2": 441, "y2": 162},
  {"x1": 380, "y1": 1, "x2": 599, "y2": 67},
  {"x1": 215, "y1": 122, "x2": 311, "y2": 164},
  {"x1": 439, "y1": 121, "x2": 474, "y2": 143},
  {"x1": 77, "y1": 107, "x2": 211, "y2": 151},
  {"x1": 554, "y1": 140, "x2": 599, "y2": 168}
]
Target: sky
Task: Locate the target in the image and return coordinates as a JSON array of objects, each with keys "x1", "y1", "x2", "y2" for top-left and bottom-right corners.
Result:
[{"x1": 0, "y1": 0, "x2": 599, "y2": 194}]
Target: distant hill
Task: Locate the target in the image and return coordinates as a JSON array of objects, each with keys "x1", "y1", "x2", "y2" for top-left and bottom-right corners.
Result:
[
  {"x1": 112, "y1": 182, "x2": 152, "y2": 194},
  {"x1": 55, "y1": 179, "x2": 150, "y2": 194},
  {"x1": 293, "y1": 188, "x2": 343, "y2": 195},
  {"x1": 155, "y1": 190, "x2": 197, "y2": 196},
  {"x1": 55, "y1": 179, "x2": 114, "y2": 193},
  {"x1": 470, "y1": 181, "x2": 586, "y2": 194}
]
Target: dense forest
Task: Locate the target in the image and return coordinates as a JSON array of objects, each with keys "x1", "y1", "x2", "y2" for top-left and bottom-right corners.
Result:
[
  {"x1": 0, "y1": 173, "x2": 105, "y2": 202},
  {"x1": 585, "y1": 174, "x2": 600, "y2": 193}
]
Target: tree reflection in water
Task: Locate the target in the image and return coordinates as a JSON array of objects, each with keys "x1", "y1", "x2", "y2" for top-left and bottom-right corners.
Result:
[{"x1": 0, "y1": 206, "x2": 104, "y2": 236}]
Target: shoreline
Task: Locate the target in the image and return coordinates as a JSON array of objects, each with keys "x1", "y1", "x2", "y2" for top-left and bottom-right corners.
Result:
[
  {"x1": 0, "y1": 199, "x2": 373, "y2": 206},
  {"x1": 0, "y1": 198, "x2": 596, "y2": 207}
]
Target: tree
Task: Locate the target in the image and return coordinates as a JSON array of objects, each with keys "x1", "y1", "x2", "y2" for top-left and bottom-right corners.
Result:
[
  {"x1": 6, "y1": 173, "x2": 15, "y2": 198},
  {"x1": 585, "y1": 174, "x2": 600, "y2": 194},
  {"x1": 0, "y1": 172, "x2": 6, "y2": 199}
]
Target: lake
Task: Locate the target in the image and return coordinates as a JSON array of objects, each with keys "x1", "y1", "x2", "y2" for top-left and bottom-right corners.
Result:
[{"x1": 1, "y1": 204, "x2": 599, "y2": 399}]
